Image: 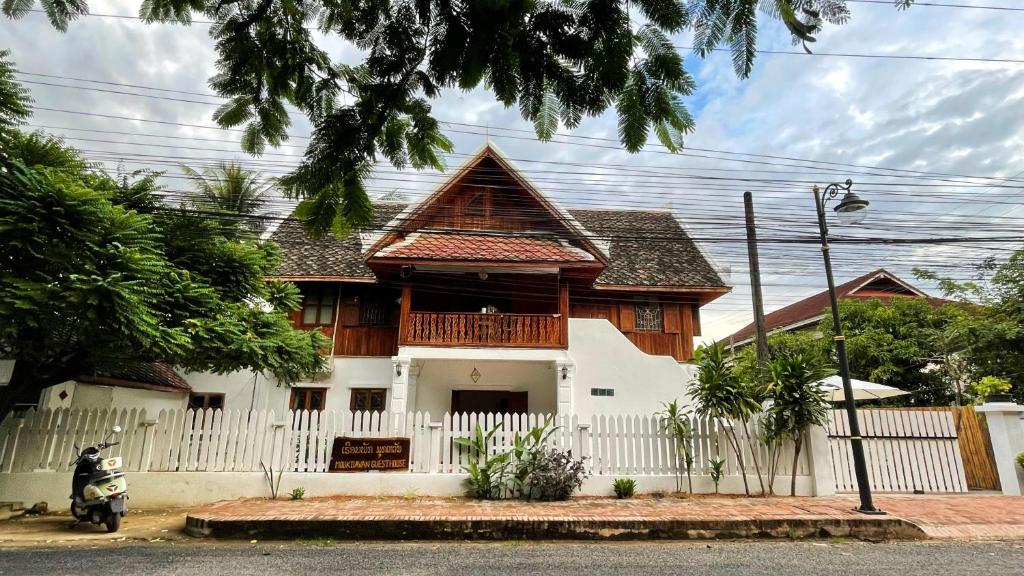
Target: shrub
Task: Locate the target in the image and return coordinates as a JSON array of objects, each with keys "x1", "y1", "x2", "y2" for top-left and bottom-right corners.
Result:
[
  {"x1": 613, "y1": 478, "x2": 637, "y2": 499},
  {"x1": 522, "y1": 448, "x2": 588, "y2": 501},
  {"x1": 1017, "y1": 452, "x2": 1024, "y2": 471},
  {"x1": 289, "y1": 487, "x2": 306, "y2": 500},
  {"x1": 971, "y1": 376, "x2": 1012, "y2": 401},
  {"x1": 708, "y1": 457, "x2": 726, "y2": 495}
]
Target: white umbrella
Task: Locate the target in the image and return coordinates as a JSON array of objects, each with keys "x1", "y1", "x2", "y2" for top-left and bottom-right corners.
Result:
[{"x1": 817, "y1": 375, "x2": 908, "y2": 402}]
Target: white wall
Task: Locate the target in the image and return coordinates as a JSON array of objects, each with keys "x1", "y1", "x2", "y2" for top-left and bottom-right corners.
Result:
[
  {"x1": 38, "y1": 381, "x2": 186, "y2": 413},
  {"x1": 413, "y1": 359, "x2": 557, "y2": 416},
  {"x1": 568, "y1": 319, "x2": 694, "y2": 419},
  {"x1": 184, "y1": 357, "x2": 395, "y2": 414}
]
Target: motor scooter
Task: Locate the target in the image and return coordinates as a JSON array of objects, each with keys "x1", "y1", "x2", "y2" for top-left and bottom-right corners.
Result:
[{"x1": 70, "y1": 425, "x2": 127, "y2": 532}]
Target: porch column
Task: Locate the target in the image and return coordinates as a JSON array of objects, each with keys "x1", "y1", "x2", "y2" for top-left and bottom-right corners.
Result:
[
  {"x1": 976, "y1": 401, "x2": 1024, "y2": 495},
  {"x1": 391, "y1": 356, "x2": 413, "y2": 415},
  {"x1": 554, "y1": 361, "x2": 576, "y2": 416}
]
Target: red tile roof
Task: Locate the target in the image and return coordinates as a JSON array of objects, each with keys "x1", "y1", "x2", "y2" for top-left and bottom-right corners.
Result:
[
  {"x1": 375, "y1": 232, "x2": 596, "y2": 263},
  {"x1": 726, "y1": 269, "x2": 940, "y2": 345}
]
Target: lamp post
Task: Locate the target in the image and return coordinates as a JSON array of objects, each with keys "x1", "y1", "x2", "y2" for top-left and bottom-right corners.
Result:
[{"x1": 813, "y1": 179, "x2": 883, "y2": 515}]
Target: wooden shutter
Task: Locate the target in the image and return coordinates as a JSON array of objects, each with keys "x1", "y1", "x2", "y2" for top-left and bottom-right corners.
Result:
[
  {"x1": 663, "y1": 303, "x2": 681, "y2": 334},
  {"x1": 691, "y1": 305, "x2": 702, "y2": 337},
  {"x1": 618, "y1": 303, "x2": 636, "y2": 332},
  {"x1": 341, "y1": 296, "x2": 360, "y2": 326}
]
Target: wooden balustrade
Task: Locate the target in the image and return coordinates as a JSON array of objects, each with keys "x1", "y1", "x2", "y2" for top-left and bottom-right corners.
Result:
[{"x1": 401, "y1": 311, "x2": 564, "y2": 348}]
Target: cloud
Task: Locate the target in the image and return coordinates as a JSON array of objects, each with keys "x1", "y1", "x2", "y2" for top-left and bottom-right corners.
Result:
[{"x1": 4, "y1": 3, "x2": 1022, "y2": 341}]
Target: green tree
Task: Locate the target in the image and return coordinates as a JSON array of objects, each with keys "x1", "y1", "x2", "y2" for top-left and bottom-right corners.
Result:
[
  {"x1": 182, "y1": 162, "x2": 276, "y2": 233},
  {"x1": 0, "y1": 73, "x2": 328, "y2": 416},
  {"x1": 916, "y1": 253, "x2": 1024, "y2": 404},
  {"x1": 688, "y1": 342, "x2": 764, "y2": 496},
  {"x1": 817, "y1": 297, "x2": 965, "y2": 406},
  {"x1": 734, "y1": 330, "x2": 829, "y2": 388},
  {"x1": 762, "y1": 349, "x2": 832, "y2": 496},
  {"x1": 658, "y1": 400, "x2": 694, "y2": 493},
  {"x1": 0, "y1": 49, "x2": 30, "y2": 136},
  {"x1": 4, "y1": 1, "x2": 916, "y2": 237}
]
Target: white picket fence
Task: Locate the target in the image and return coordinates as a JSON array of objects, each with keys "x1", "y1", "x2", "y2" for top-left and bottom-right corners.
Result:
[
  {"x1": 827, "y1": 409, "x2": 968, "y2": 493},
  {"x1": 0, "y1": 408, "x2": 809, "y2": 478}
]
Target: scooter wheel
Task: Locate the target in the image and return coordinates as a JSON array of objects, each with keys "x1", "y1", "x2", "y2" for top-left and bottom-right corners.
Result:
[{"x1": 104, "y1": 512, "x2": 121, "y2": 533}]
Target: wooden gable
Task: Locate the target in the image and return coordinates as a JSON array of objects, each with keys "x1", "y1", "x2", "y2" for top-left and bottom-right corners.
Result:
[
  {"x1": 366, "y1": 145, "x2": 609, "y2": 265},
  {"x1": 848, "y1": 273, "x2": 925, "y2": 299}
]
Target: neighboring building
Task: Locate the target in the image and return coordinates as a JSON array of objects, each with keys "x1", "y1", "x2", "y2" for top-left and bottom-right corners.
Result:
[
  {"x1": 39, "y1": 363, "x2": 191, "y2": 414},
  {"x1": 41, "y1": 145, "x2": 730, "y2": 418},
  {"x1": 725, "y1": 268, "x2": 938, "y2": 348}
]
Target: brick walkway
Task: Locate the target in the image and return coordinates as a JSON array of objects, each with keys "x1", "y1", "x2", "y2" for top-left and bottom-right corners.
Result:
[{"x1": 184, "y1": 493, "x2": 1024, "y2": 541}]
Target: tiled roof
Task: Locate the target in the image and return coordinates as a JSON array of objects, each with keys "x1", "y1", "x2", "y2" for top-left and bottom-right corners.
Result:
[
  {"x1": 79, "y1": 362, "x2": 191, "y2": 393},
  {"x1": 569, "y1": 209, "x2": 725, "y2": 288},
  {"x1": 376, "y1": 232, "x2": 596, "y2": 262},
  {"x1": 268, "y1": 205, "x2": 727, "y2": 289},
  {"x1": 726, "y1": 269, "x2": 939, "y2": 345},
  {"x1": 268, "y1": 203, "x2": 405, "y2": 278}
]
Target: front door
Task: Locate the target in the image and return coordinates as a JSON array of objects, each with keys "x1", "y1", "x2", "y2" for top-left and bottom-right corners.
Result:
[{"x1": 451, "y1": 390, "x2": 528, "y2": 415}]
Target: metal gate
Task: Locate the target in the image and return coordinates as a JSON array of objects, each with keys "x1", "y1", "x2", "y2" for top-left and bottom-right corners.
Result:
[{"x1": 827, "y1": 409, "x2": 968, "y2": 493}]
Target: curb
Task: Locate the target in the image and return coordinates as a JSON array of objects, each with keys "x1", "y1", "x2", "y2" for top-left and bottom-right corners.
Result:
[{"x1": 185, "y1": 514, "x2": 928, "y2": 541}]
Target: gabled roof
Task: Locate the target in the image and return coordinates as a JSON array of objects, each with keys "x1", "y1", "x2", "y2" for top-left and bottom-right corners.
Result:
[
  {"x1": 364, "y1": 143, "x2": 610, "y2": 265},
  {"x1": 726, "y1": 268, "x2": 936, "y2": 345},
  {"x1": 375, "y1": 232, "x2": 597, "y2": 263},
  {"x1": 268, "y1": 205, "x2": 728, "y2": 291}
]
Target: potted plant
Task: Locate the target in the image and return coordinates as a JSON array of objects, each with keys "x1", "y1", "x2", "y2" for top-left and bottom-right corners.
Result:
[{"x1": 972, "y1": 376, "x2": 1014, "y2": 404}]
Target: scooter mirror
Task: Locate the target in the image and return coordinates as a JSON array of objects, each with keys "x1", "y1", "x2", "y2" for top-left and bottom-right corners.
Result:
[{"x1": 112, "y1": 426, "x2": 122, "y2": 434}]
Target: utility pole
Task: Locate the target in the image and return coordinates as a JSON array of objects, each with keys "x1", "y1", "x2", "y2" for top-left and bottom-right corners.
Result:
[{"x1": 743, "y1": 191, "x2": 770, "y2": 380}]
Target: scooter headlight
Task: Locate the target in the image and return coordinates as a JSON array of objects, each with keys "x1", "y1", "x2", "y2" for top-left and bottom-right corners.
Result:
[{"x1": 95, "y1": 463, "x2": 104, "y2": 471}]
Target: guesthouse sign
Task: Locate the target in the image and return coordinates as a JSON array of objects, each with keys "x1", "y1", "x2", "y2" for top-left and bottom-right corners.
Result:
[{"x1": 329, "y1": 437, "x2": 410, "y2": 472}]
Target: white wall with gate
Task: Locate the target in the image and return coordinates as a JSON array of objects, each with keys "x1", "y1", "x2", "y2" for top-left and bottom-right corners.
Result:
[{"x1": 827, "y1": 409, "x2": 968, "y2": 493}]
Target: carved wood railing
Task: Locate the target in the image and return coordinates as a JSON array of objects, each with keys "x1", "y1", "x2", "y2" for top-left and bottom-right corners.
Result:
[{"x1": 401, "y1": 312, "x2": 564, "y2": 348}]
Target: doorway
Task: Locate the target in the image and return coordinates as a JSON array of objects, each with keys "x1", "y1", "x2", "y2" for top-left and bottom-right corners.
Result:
[{"x1": 451, "y1": 390, "x2": 528, "y2": 415}]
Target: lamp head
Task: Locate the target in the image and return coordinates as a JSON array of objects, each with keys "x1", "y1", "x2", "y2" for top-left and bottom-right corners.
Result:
[{"x1": 834, "y1": 190, "x2": 869, "y2": 225}]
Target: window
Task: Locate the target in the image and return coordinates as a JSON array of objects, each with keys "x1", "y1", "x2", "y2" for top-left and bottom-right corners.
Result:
[
  {"x1": 290, "y1": 388, "x2": 328, "y2": 411},
  {"x1": 188, "y1": 393, "x2": 224, "y2": 411},
  {"x1": 301, "y1": 286, "x2": 336, "y2": 326},
  {"x1": 590, "y1": 388, "x2": 615, "y2": 397},
  {"x1": 350, "y1": 388, "x2": 387, "y2": 413},
  {"x1": 359, "y1": 298, "x2": 391, "y2": 326},
  {"x1": 634, "y1": 302, "x2": 664, "y2": 332}
]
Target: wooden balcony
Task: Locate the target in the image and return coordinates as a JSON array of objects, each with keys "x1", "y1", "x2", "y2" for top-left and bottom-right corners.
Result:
[{"x1": 400, "y1": 311, "x2": 565, "y2": 348}]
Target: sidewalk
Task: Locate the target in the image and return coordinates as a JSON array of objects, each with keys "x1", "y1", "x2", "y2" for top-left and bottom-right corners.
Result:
[{"x1": 185, "y1": 494, "x2": 1024, "y2": 541}]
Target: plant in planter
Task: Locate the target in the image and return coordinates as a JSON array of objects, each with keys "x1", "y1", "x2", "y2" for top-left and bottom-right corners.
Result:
[
  {"x1": 290, "y1": 487, "x2": 306, "y2": 500},
  {"x1": 971, "y1": 376, "x2": 1013, "y2": 403},
  {"x1": 455, "y1": 422, "x2": 511, "y2": 500},
  {"x1": 613, "y1": 478, "x2": 637, "y2": 499}
]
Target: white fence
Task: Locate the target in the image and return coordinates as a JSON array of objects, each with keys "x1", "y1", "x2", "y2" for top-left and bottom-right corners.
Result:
[
  {"x1": 0, "y1": 408, "x2": 808, "y2": 479},
  {"x1": 827, "y1": 409, "x2": 968, "y2": 493}
]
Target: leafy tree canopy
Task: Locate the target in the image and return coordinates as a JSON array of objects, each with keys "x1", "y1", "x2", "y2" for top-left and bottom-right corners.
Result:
[
  {"x1": 916, "y1": 250, "x2": 1024, "y2": 404},
  {"x1": 0, "y1": 68, "x2": 328, "y2": 416},
  {"x1": 4, "y1": 0, "x2": 915, "y2": 237}
]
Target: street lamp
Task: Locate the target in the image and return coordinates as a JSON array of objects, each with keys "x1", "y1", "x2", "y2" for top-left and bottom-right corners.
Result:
[{"x1": 812, "y1": 179, "x2": 883, "y2": 515}]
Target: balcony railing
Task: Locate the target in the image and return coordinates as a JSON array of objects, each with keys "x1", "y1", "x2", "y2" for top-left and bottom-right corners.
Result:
[{"x1": 401, "y1": 311, "x2": 564, "y2": 348}]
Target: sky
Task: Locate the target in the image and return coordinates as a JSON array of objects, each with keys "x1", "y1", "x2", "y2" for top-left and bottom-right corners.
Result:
[{"x1": 3, "y1": 1, "x2": 1023, "y2": 341}]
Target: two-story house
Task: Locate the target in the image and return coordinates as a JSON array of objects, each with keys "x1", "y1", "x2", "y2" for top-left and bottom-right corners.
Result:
[{"x1": 41, "y1": 145, "x2": 730, "y2": 418}]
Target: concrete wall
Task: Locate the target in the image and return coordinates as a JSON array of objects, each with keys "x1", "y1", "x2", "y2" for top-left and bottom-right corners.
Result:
[
  {"x1": 0, "y1": 471, "x2": 817, "y2": 510},
  {"x1": 568, "y1": 319, "x2": 694, "y2": 418},
  {"x1": 413, "y1": 359, "x2": 557, "y2": 416}
]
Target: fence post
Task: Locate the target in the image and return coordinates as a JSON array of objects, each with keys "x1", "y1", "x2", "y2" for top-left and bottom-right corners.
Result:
[
  {"x1": 804, "y1": 424, "x2": 836, "y2": 496},
  {"x1": 428, "y1": 421, "x2": 442, "y2": 473},
  {"x1": 138, "y1": 416, "x2": 159, "y2": 472},
  {"x1": 976, "y1": 402, "x2": 1024, "y2": 496}
]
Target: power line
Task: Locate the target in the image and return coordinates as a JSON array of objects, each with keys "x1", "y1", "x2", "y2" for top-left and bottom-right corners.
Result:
[{"x1": 847, "y1": 0, "x2": 1024, "y2": 11}]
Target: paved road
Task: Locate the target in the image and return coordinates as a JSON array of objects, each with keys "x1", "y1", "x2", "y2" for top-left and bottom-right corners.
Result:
[{"x1": 1, "y1": 541, "x2": 1022, "y2": 575}]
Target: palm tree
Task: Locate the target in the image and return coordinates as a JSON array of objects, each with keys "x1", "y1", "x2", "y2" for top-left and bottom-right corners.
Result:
[
  {"x1": 181, "y1": 163, "x2": 275, "y2": 232},
  {"x1": 688, "y1": 342, "x2": 763, "y2": 496},
  {"x1": 764, "y1": 350, "x2": 833, "y2": 496},
  {"x1": 658, "y1": 400, "x2": 694, "y2": 493}
]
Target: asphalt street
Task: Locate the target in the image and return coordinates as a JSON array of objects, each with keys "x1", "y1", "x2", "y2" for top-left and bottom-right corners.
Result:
[{"x1": 0, "y1": 541, "x2": 1022, "y2": 575}]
